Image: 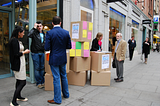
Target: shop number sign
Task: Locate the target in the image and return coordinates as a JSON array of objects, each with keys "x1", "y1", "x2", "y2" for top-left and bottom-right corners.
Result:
[
  {"x1": 102, "y1": 54, "x2": 109, "y2": 69},
  {"x1": 72, "y1": 23, "x2": 79, "y2": 39}
]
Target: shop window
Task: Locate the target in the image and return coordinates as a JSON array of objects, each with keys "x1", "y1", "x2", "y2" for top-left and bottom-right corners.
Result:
[
  {"x1": 109, "y1": 8, "x2": 125, "y2": 54},
  {"x1": 15, "y1": 0, "x2": 30, "y2": 77},
  {"x1": 131, "y1": 20, "x2": 139, "y2": 50},
  {"x1": 0, "y1": 0, "x2": 12, "y2": 8},
  {"x1": 80, "y1": 0, "x2": 94, "y2": 10},
  {"x1": 37, "y1": 0, "x2": 57, "y2": 32}
]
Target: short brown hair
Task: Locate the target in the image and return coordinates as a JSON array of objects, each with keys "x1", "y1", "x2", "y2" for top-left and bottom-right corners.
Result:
[{"x1": 96, "y1": 32, "x2": 103, "y2": 41}]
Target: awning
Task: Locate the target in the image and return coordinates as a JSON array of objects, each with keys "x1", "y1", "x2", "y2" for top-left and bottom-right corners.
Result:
[{"x1": 153, "y1": 35, "x2": 159, "y2": 38}]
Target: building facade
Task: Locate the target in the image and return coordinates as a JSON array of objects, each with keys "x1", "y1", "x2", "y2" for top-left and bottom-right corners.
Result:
[{"x1": 63, "y1": 0, "x2": 153, "y2": 57}]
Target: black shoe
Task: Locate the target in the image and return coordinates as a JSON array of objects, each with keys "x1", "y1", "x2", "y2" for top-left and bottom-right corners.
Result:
[
  {"x1": 114, "y1": 78, "x2": 119, "y2": 80},
  {"x1": 115, "y1": 79, "x2": 123, "y2": 82}
]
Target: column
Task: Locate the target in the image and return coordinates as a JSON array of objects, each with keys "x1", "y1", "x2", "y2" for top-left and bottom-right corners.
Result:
[{"x1": 29, "y1": 0, "x2": 37, "y2": 83}]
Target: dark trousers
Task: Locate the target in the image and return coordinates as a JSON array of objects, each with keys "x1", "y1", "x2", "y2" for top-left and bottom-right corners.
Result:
[
  {"x1": 115, "y1": 53, "x2": 124, "y2": 80},
  {"x1": 129, "y1": 49, "x2": 134, "y2": 61}
]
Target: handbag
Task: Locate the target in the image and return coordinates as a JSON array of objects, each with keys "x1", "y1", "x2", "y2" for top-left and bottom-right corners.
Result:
[
  {"x1": 141, "y1": 54, "x2": 143, "y2": 61},
  {"x1": 112, "y1": 59, "x2": 116, "y2": 68}
]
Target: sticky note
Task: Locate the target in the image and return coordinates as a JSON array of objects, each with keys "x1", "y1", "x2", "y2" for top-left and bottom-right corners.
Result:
[
  {"x1": 83, "y1": 30, "x2": 87, "y2": 38},
  {"x1": 89, "y1": 22, "x2": 93, "y2": 31},
  {"x1": 84, "y1": 42, "x2": 89, "y2": 50},
  {"x1": 83, "y1": 50, "x2": 90, "y2": 57},
  {"x1": 71, "y1": 42, "x2": 75, "y2": 49},
  {"x1": 83, "y1": 21, "x2": 87, "y2": 29},
  {"x1": 70, "y1": 49, "x2": 75, "y2": 57},
  {"x1": 76, "y1": 49, "x2": 81, "y2": 56},
  {"x1": 76, "y1": 42, "x2": 81, "y2": 49},
  {"x1": 88, "y1": 32, "x2": 92, "y2": 40}
]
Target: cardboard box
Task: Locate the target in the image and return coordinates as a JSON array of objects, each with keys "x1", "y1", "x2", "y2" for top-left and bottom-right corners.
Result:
[
  {"x1": 70, "y1": 56, "x2": 91, "y2": 72},
  {"x1": 45, "y1": 51, "x2": 70, "y2": 75},
  {"x1": 91, "y1": 51, "x2": 112, "y2": 72},
  {"x1": 91, "y1": 70, "x2": 111, "y2": 86},
  {"x1": 70, "y1": 21, "x2": 93, "y2": 42},
  {"x1": 70, "y1": 41, "x2": 90, "y2": 57},
  {"x1": 45, "y1": 73, "x2": 54, "y2": 91},
  {"x1": 67, "y1": 70, "x2": 87, "y2": 86}
]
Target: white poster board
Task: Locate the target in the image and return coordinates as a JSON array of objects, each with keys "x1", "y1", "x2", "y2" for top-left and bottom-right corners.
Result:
[
  {"x1": 102, "y1": 54, "x2": 109, "y2": 69},
  {"x1": 72, "y1": 23, "x2": 79, "y2": 39}
]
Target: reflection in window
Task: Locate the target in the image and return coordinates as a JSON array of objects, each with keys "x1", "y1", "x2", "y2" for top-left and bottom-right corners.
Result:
[
  {"x1": 15, "y1": 0, "x2": 30, "y2": 77},
  {"x1": 81, "y1": 10, "x2": 92, "y2": 22},
  {"x1": 0, "y1": 0, "x2": 12, "y2": 8},
  {"x1": 37, "y1": 0, "x2": 57, "y2": 32},
  {"x1": 80, "y1": 0, "x2": 94, "y2": 10}
]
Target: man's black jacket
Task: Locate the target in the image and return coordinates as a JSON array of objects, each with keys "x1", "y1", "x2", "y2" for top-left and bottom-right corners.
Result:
[{"x1": 28, "y1": 28, "x2": 46, "y2": 53}]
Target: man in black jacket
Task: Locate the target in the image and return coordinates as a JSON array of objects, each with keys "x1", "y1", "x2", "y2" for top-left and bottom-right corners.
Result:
[
  {"x1": 28, "y1": 21, "x2": 45, "y2": 88},
  {"x1": 128, "y1": 36, "x2": 136, "y2": 61}
]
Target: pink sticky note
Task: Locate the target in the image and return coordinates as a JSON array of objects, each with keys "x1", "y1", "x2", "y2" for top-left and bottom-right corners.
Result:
[
  {"x1": 88, "y1": 32, "x2": 92, "y2": 40},
  {"x1": 72, "y1": 42, "x2": 75, "y2": 49},
  {"x1": 83, "y1": 21, "x2": 87, "y2": 29},
  {"x1": 83, "y1": 50, "x2": 90, "y2": 57}
]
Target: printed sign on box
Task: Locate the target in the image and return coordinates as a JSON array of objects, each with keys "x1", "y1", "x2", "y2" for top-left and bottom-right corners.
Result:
[
  {"x1": 102, "y1": 54, "x2": 109, "y2": 69},
  {"x1": 72, "y1": 23, "x2": 79, "y2": 39}
]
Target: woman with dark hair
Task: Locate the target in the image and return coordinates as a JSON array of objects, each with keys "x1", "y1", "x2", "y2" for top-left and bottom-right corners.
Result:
[
  {"x1": 9, "y1": 26, "x2": 30, "y2": 106},
  {"x1": 142, "y1": 37, "x2": 151, "y2": 64},
  {"x1": 90, "y1": 32, "x2": 103, "y2": 51}
]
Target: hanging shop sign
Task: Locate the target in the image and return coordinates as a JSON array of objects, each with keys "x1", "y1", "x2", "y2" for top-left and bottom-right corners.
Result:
[
  {"x1": 142, "y1": 20, "x2": 151, "y2": 24},
  {"x1": 107, "y1": 0, "x2": 123, "y2": 3}
]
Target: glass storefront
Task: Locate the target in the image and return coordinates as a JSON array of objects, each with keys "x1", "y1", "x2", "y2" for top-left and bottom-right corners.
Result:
[
  {"x1": 0, "y1": 0, "x2": 12, "y2": 8},
  {"x1": 132, "y1": 20, "x2": 139, "y2": 49},
  {"x1": 109, "y1": 7, "x2": 125, "y2": 54},
  {"x1": 80, "y1": 0, "x2": 93, "y2": 22},
  {"x1": 37, "y1": 0, "x2": 57, "y2": 32},
  {"x1": 0, "y1": 11, "x2": 10, "y2": 76},
  {"x1": 15, "y1": 0, "x2": 30, "y2": 77}
]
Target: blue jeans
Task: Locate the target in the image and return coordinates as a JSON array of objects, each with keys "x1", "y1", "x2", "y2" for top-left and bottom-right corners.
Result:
[
  {"x1": 50, "y1": 64, "x2": 69, "y2": 104},
  {"x1": 31, "y1": 53, "x2": 44, "y2": 85}
]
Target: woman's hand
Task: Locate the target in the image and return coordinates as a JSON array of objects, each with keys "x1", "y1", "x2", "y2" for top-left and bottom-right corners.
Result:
[{"x1": 23, "y1": 49, "x2": 30, "y2": 54}]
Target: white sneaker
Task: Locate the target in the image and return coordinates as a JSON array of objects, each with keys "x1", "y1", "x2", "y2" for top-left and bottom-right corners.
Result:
[
  {"x1": 17, "y1": 98, "x2": 28, "y2": 102},
  {"x1": 10, "y1": 102, "x2": 20, "y2": 106}
]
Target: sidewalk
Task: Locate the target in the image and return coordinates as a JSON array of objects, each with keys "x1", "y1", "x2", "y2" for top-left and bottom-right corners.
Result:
[{"x1": 0, "y1": 51, "x2": 160, "y2": 106}]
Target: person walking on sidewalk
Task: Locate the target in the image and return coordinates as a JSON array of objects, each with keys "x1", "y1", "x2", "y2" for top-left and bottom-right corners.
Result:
[
  {"x1": 142, "y1": 37, "x2": 151, "y2": 64},
  {"x1": 128, "y1": 36, "x2": 136, "y2": 61},
  {"x1": 113, "y1": 33, "x2": 127, "y2": 82},
  {"x1": 9, "y1": 26, "x2": 30, "y2": 106},
  {"x1": 45, "y1": 16, "x2": 71, "y2": 104},
  {"x1": 28, "y1": 21, "x2": 46, "y2": 89}
]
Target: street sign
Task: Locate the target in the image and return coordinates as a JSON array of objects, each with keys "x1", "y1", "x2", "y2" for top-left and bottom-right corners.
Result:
[
  {"x1": 107, "y1": 0, "x2": 123, "y2": 3},
  {"x1": 154, "y1": 15, "x2": 159, "y2": 24},
  {"x1": 142, "y1": 20, "x2": 151, "y2": 24}
]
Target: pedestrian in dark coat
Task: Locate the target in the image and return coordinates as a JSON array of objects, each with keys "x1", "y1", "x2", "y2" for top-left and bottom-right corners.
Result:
[
  {"x1": 142, "y1": 37, "x2": 151, "y2": 64},
  {"x1": 128, "y1": 36, "x2": 136, "y2": 61}
]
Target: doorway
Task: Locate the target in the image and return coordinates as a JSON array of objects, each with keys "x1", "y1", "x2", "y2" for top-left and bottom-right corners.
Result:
[{"x1": 0, "y1": 10, "x2": 12, "y2": 79}]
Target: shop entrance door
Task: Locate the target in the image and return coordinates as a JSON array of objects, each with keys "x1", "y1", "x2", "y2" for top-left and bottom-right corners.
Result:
[{"x1": 0, "y1": 10, "x2": 12, "y2": 79}]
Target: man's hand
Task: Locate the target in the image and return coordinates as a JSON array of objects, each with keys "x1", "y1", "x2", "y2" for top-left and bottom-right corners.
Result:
[
  {"x1": 119, "y1": 59, "x2": 122, "y2": 61},
  {"x1": 34, "y1": 23, "x2": 37, "y2": 29}
]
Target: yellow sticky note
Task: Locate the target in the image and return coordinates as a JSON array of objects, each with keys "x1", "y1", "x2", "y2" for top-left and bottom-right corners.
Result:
[
  {"x1": 76, "y1": 49, "x2": 81, "y2": 56},
  {"x1": 70, "y1": 49, "x2": 75, "y2": 57},
  {"x1": 83, "y1": 30, "x2": 87, "y2": 38},
  {"x1": 84, "y1": 42, "x2": 89, "y2": 50},
  {"x1": 89, "y1": 22, "x2": 93, "y2": 31}
]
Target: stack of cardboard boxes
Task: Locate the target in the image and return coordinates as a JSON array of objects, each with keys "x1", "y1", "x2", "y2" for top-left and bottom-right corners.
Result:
[
  {"x1": 44, "y1": 51, "x2": 70, "y2": 90},
  {"x1": 90, "y1": 52, "x2": 112, "y2": 86},
  {"x1": 67, "y1": 21, "x2": 93, "y2": 86}
]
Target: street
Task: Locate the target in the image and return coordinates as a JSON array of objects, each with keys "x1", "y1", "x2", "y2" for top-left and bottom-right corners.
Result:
[{"x1": 0, "y1": 51, "x2": 160, "y2": 106}]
